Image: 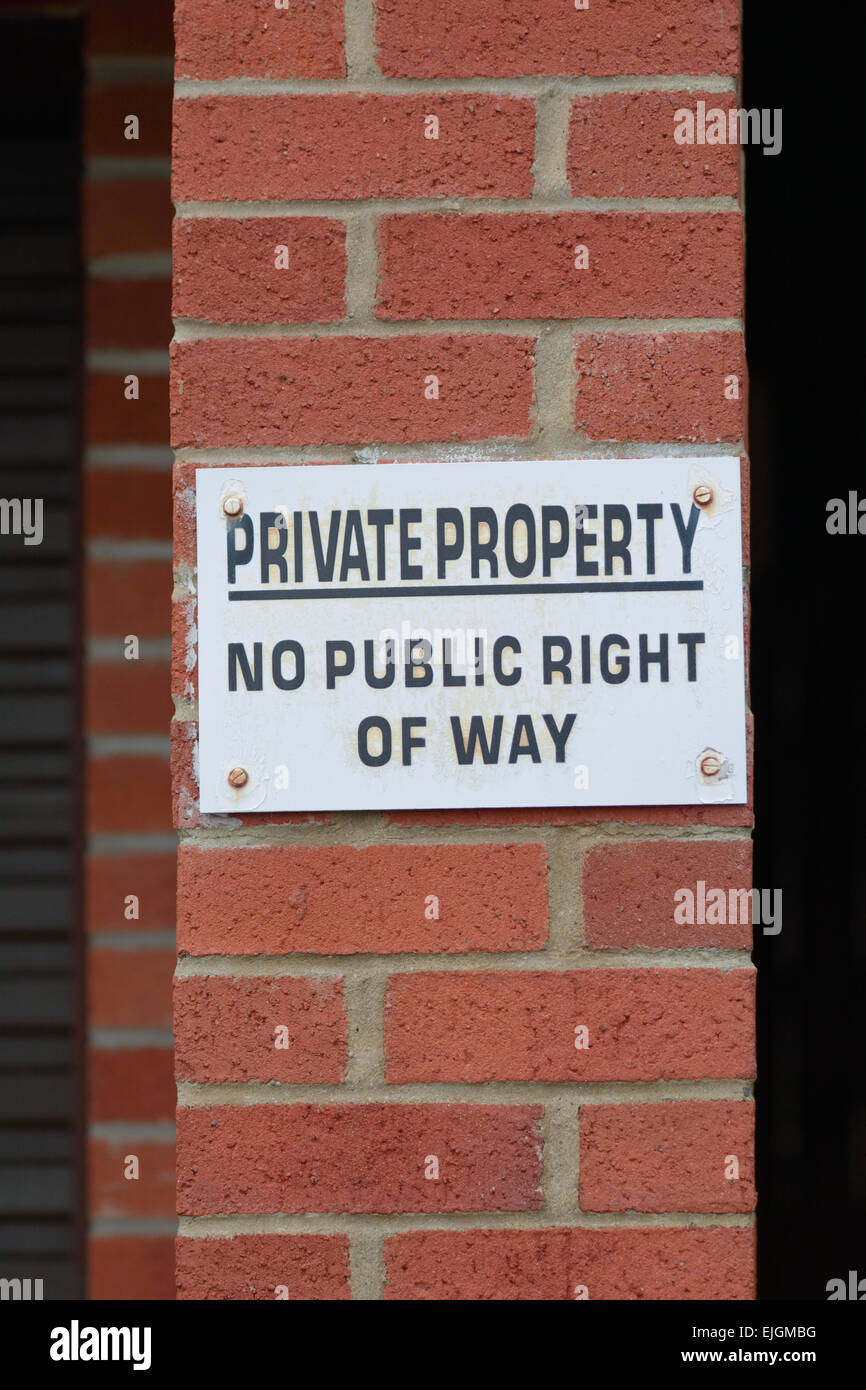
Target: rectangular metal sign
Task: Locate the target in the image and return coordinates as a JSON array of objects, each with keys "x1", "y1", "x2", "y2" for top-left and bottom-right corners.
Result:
[{"x1": 195, "y1": 458, "x2": 747, "y2": 813}]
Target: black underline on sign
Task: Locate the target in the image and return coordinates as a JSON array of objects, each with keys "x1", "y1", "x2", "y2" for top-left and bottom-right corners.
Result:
[{"x1": 227, "y1": 580, "x2": 704, "y2": 601}]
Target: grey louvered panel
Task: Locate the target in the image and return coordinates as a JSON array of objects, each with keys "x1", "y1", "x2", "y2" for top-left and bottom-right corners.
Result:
[
  {"x1": 0, "y1": 883, "x2": 73, "y2": 931},
  {"x1": 0, "y1": 1221, "x2": 74, "y2": 1255},
  {"x1": 0, "y1": 326, "x2": 79, "y2": 369},
  {"x1": 0, "y1": 844, "x2": 72, "y2": 866},
  {"x1": 0, "y1": 233, "x2": 78, "y2": 280},
  {"x1": 0, "y1": 659, "x2": 72, "y2": 689},
  {"x1": 0, "y1": 1263, "x2": 78, "y2": 1298},
  {"x1": 0, "y1": 377, "x2": 75, "y2": 409},
  {"x1": 0, "y1": 944, "x2": 71, "y2": 973},
  {"x1": 0, "y1": 515, "x2": 72, "y2": 560},
  {"x1": 0, "y1": 793, "x2": 75, "y2": 841},
  {"x1": 0, "y1": 1133, "x2": 71, "y2": 1163},
  {"x1": 0, "y1": 469, "x2": 72, "y2": 502},
  {"x1": 0, "y1": 601, "x2": 72, "y2": 648},
  {"x1": 0, "y1": 1036, "x2": 71, "y2": 1068},
  {"x1": 0, "y1": 694, "x2": 72, "y2": 740},
  {"x1": 0, "y1": 1166, "x2": 73, "y2": 1216},
  {"x1": 0, "y1": 415, "x2": 76, "y2": 462},
  {"x1": 0, "y1": 979, "x2": 72, "y2": 1027},
  {"x1": 0, "y1": 285, "x2": 80, "y2": 322},
  {"x1": 0, "y1": 750, "x2": 72, "y2": 781},
  {"x1": 0, "y1": 1071, "x2": 73, "y2": 1123},
  {"x1": 0, "y1": 13, "x2": 84, "y2": 1299},
  {"x1": 0, "y1": 562, "x2": 74, "y2": 596}
]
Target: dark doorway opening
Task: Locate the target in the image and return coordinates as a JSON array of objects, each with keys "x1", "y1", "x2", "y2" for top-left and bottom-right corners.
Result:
[
  {"x1": 746, "y1": 8, "x2": 866, "y2": 1297},
  {"x1": 0, "y1": 15, "x2": 85, "y2": 1300}
]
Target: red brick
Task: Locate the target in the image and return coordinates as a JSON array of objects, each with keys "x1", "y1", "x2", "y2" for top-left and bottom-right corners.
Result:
[
  {"x1": 86, "y1": 373, "x2": 169, "y2": 446},
  {"x1": 582, "y1": 839, "x2": 754, "y2": 949},
  {"x1": 86, "y1": 278, "x2": 172, "y2": 350},
  {"x1": 172, "y1": 95, "x2": 534, "y2": 201},
  {"x1": 85, "y1": 180, "x2": 172, "y2": 257},
  {"x1": 384, "y1": 1226, "x2": 754, "y2": 1300},
  {"x1": 739, "y1": 453, "x2": 753, "y2": 567},
  {"x1": 175, "y1": 0, "x2": 344, "y2": 80},
  {"x1": 86, "y1": 82, "x2": 172, "y2": 158},
  {"x1": 173, "y1": 218, "x2": 346, "y2": 324},
  {"x1": 574, "y1": 332, "x2": 746, "y2": 442},
  {"x1": 88, "y1": 1138, "x2": 175, "y2": 1219},
  {"x1": 171, "y1": 597, "x2": 197, "y2": 703},
  {"x1": 88, "y1": 1048, "x2": 175, "y2": 1123},
  {"x1": 178, "y1": 1104, "x2": 543, "y2": 1214},
  {"x1": 86, "y1": 559, "x2": 170, "y2": 638},
  {"x1": 88, "y1": 0, "x2": 172, "y2": 55},
  {"x1": 376, "y1": 0, "x2": 739, "y2": 78},
  {"x1": 87, "y1": 757, "x2": 171, "y2": 835},
  {"x1": 88, "y1": 949, "x2": 174, "y2": 1029},
  {"x1": 85, "y1": 468, "x2": 171, "y2": 539},
  {"x1": 386, "y1": 969, "x2": 755, "y2": 1083},
  {"x1": 170, "y1": 336, "x2": 535, "y2": 448},
  {"x1": 176, "y1": 1234, "x2": 350, "y2": 1300},
  {"x1": 579, "y1": 1101, "x2": 755, "y2": 1213},
  {"x1": 172, "y1": 459, "x2": 201, "y2": 569},
  {"x1": 86, "y1": 661, "x2": 172, "y2": 736},
  {"x1": 377, "y1": 213, "x2": 743, "y2": 320},
  {"x1": 88, "y1": 1237, "x2": 175, "y2": 1301},
  {"x1": 86, "y1": 853, "x2": 176, "y2": 933},
  {"x1": 169, "y1": 719, "x2": 202, "y2": 828},
  {"x1": 175, "y1": 976, "x2": 347, "y2": 1084},
  {"x1": 178, "y1": 843, "x2": 548, "y2": 956},
  {"x1": 569, "y1": 91, "x2": 741, "y2": 198}
]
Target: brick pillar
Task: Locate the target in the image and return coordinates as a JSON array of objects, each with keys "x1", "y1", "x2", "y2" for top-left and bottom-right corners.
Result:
[{"x1": 171, "y1": 0, "x2": 754, "y2": 1300}]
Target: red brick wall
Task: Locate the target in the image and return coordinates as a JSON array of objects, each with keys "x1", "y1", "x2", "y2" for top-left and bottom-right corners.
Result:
[
  {"x1": 171, "y1": 0, "x2": 753, "y2": 1300},
  {"x1": 84, "y1": 0, "x2": 175, "y2": 1300}
]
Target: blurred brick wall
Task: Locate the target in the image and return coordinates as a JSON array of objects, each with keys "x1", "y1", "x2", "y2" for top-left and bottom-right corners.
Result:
[{"x1": 83, "y1": 0, "x2": 175, "y2": 1300}]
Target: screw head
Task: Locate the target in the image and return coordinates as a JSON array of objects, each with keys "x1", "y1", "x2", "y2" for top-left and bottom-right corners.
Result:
[
  {"x1": 693, "y1": 484, "x2": 713, "y2": 508},
  {"x1": 700, "y1": 753, "x2": 723, "y2": 777},
  {"x1": 222, "y1": 495, "x2": 243, "y2": 519},
  {"x1": 227, "y1": 766, "x2": 249, "y2": 789}
]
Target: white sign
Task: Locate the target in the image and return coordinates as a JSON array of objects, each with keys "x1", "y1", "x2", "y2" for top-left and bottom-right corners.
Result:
[{"x1": 195, "y1": 458, "x2": 747, "y2": 812}]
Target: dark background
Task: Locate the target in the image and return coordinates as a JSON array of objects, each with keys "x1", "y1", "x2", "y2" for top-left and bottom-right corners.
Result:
[
  {"x1": 0, "y1": 16, "x2": 85, "y2": 1299},
  {"x1": 746, "y1": 5, "x2": 866, "y2": 1297}
]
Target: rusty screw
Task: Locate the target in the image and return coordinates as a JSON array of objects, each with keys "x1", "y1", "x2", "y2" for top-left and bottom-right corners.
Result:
[
  {"x1": 227, "y1": 766, "x2": 249, "y2": 789},
  {"x1": 693, "y1": 484, "x2": 713, "y2": 508},
  {"x1": 222, "y1": 495, "x2": 244, "y2": 519},
  {"x1": 700, "y1": 753, "x2": 723, "y2": 778}
]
